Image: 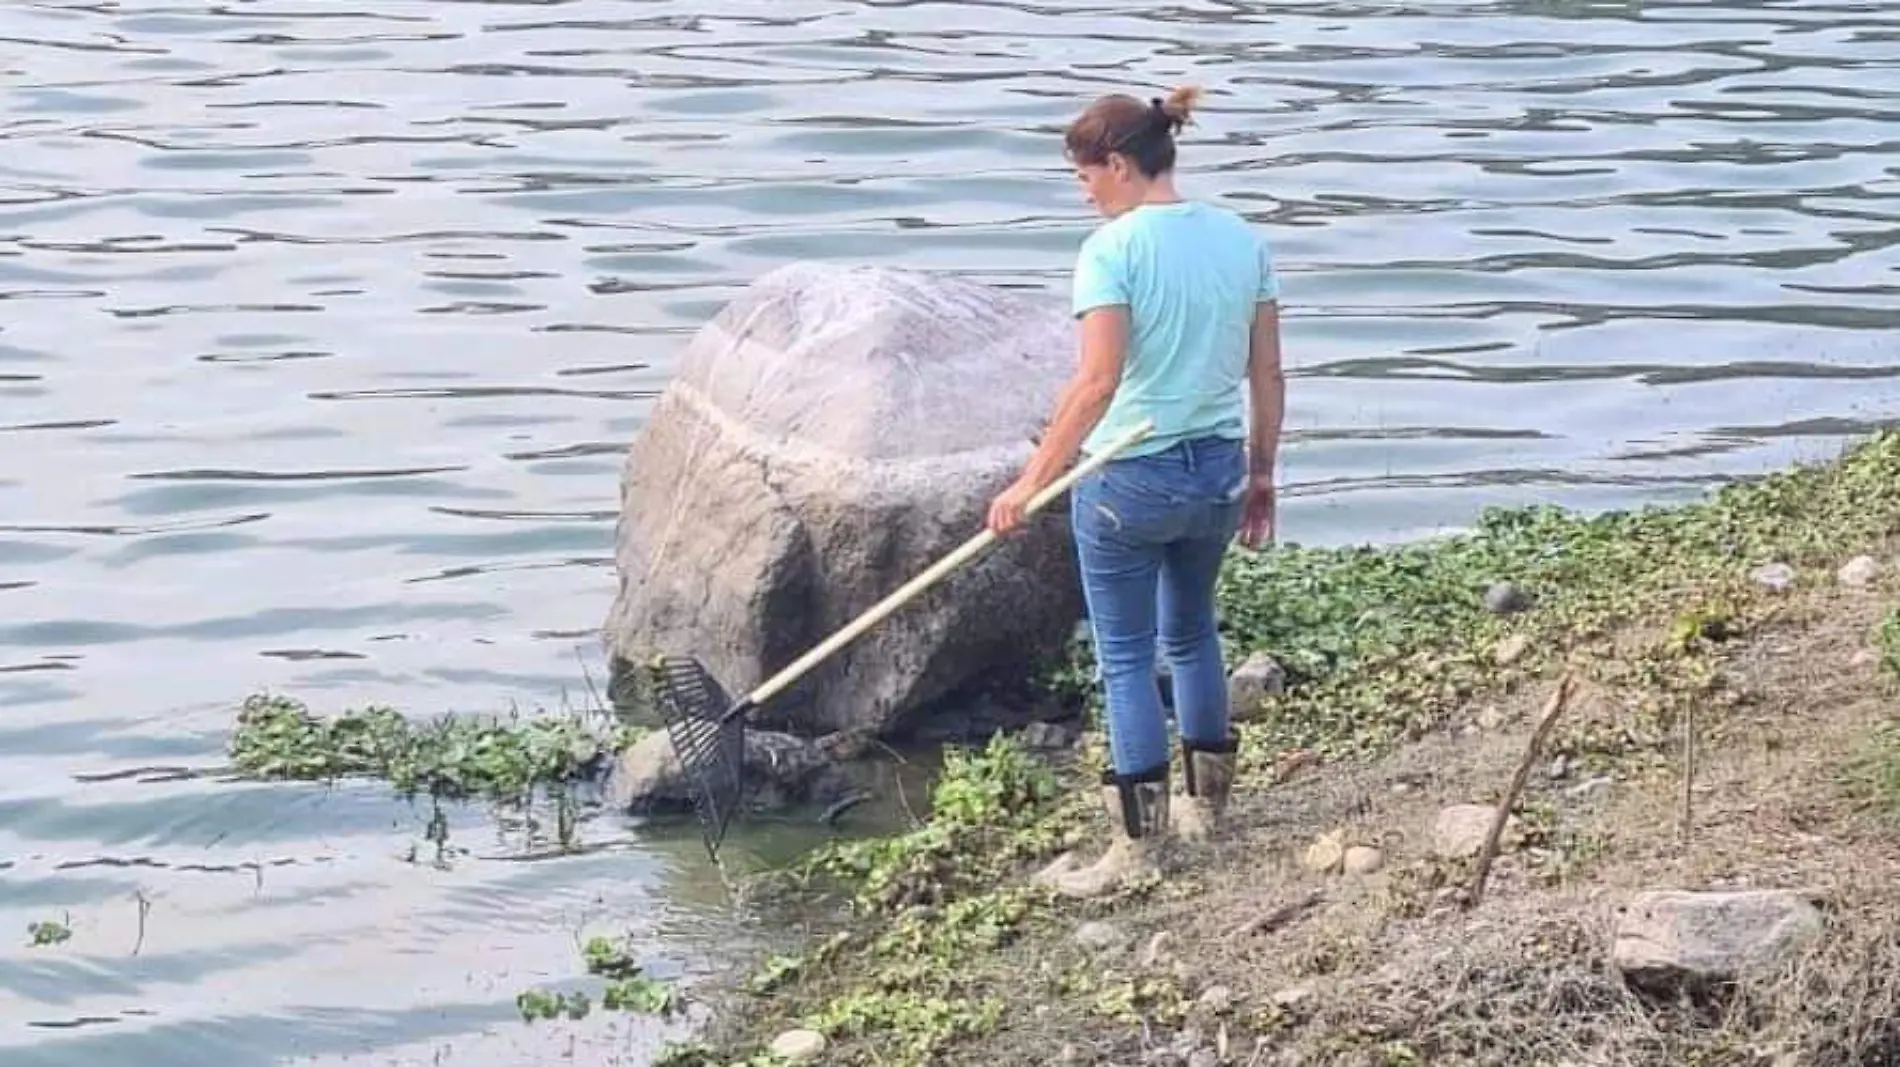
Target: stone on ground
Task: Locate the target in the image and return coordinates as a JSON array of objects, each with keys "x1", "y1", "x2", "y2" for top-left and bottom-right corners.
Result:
[
  {"x1": 768, "y1": 1028, "x2": 829, "y2": 1063},
  {"x1": 1494, "y1": 633, "x2": 1531, "y2": 666},
  {"x1": 1838, "y1": 554, "x2": 1883, "y2": 588},
  {"x1": 1302, "y1": 829, "x2": 1347, "y2": 874},
  {"x1": 1483, "y1": 581, "x2": 1533, "y2": 615},
  {"x1": 1433, "y1": 803, "x2": 1512, "y2": 859},
  {"x1": 1750, "y1": 562, "x2": 1797, "y2": 592},
  {"x1": 1073, "y1": 920, "x2": 1126, "y2": 953},
  {"x1": 1612, "y1": 889, "x2": 1825, "y2": 991},
  {"x1": 1342, "y1": 845, "x2": 1385, "y2": 875},
  {"x1": 604, "y1": 261, "x2": 1080, "y2": 738},
  {"x1": 1228, "y1": 651, "x2": 1287, "y2": 719}
]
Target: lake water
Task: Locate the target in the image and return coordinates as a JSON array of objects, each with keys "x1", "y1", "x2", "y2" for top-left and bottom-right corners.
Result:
[{"x1": 2, "y1": 0, "x2": 1895, "y2": 1063}]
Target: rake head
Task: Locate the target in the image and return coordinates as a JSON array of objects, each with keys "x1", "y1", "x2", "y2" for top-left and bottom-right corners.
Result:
[{"x1": 650, "y1": 654, "x2": 749, "y2": 860}]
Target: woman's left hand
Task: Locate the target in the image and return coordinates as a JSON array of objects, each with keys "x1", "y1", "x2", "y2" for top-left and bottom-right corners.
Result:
[{"x1": 985, "y1": 477, "x2": 1040, "y2": 537}]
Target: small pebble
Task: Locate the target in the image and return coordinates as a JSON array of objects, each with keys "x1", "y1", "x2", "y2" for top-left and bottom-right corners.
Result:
[
  {"x1": 1494, "y1": 633, "x2": 1532, "y2": 666},
  {"x1": 1343, "y1": 846, "x2": 1385, "y2": 876},
  {"x1": 1271, "y1": 984, "x2": 1314, "y2": 1009},
  {"x1": 1198, "y1": 985, "x2": 1235, "y2": 1014},
  {"x1": 1548, "y1": 755, "x2": 1572, "y2": 780},
  {"x1": 1484, "y1": 581, "x2": 1533, "y2": 615},
  {"x1": 769, "y1": 1029, "x2": 828, "y2": 1064},
  {"x1": 1302, "y1": 830, "x2": 1347, "y2": 874},
  {"x1": 1074, "y1": 920, "x2": 1125, "y2": 953},
  {"x1": 1141, "y1": 930, "x2": 1176, "y2": 968},
  {"x1": 1568, "y1": 775, "x2": 1614, "y2": 799},
  {"x1": 1187, "y1": 1050, "x2": 1219, "y2": 1067},
  {"x1": 1021, "y1": 721, "x2": 1077, "y2": 749},
  {"x1": 1750, "y1": 562, "x2": 1796, "y2": 592},
  {"x1": 1839, "y1": 555, "x2": 1883, "y2": 589}
]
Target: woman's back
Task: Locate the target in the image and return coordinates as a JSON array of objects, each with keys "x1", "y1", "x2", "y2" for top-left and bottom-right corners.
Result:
[{"x1": 1074, "y1": 199, "x2": 1278, "y2": 459}]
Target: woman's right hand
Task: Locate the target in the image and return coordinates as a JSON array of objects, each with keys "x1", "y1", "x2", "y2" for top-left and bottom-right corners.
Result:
[{"x1": 1238, "y1": 473, "x2": 1276, "y2": 549}]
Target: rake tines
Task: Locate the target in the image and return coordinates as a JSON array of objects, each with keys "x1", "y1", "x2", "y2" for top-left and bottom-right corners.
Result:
[{"x1": 651, "y1": 654, "x2": 747, "y2": 859}]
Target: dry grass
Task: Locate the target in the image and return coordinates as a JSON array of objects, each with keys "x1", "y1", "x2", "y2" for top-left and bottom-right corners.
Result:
[{"x1": 934, "y1": 568, "x2": 1900, "y2": 1067}]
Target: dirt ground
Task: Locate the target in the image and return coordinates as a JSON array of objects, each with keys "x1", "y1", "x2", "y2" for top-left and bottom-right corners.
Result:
[{"x1": 933, "y1": 580, "x2": 1900, "y2": 1067}]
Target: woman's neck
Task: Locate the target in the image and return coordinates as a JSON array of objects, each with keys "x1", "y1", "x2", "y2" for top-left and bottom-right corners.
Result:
[{"x1": 1136, "y1": 174, "x2": 1183, "y2": 207}]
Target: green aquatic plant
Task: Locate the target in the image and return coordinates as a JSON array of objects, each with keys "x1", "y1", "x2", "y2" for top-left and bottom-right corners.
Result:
[
  {"x1": 604, "y1": 975, "x2": 680, "y2": 1016},
  {"x1": 228, "y1": 694, "x2": 645, "y2": 858},
  {"x1": 27, "y1": 917, "x2": 71, "y2": 948},
  {"x1": 516, "y1": 988, "x2": 591, "y2": 1023},
  {"x1": 516, "y1": 934, "x2": 682, "y2": 1026},
  {"x1": 583, "y1": 934, "x2": 643, "y2": 980},
  {"x1": 1877, "y1": 606, "x2": 1900, "y2": 683},
  {"x1": 803, "y1": 731, "x2": 1064, "y2": 913},
  {"x1": 1210, "y1": 429, "x2": 1900, "y2": 760}
]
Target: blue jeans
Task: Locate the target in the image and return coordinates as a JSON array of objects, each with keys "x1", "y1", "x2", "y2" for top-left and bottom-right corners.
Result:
[{"x1": 1071, "y1": 435, "x2": 1247, "y2": 777}]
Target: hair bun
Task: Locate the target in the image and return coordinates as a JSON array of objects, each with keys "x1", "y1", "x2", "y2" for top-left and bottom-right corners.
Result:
[{"x1": 1157, "y1": 84, "x2": 1203, "y2": 131}]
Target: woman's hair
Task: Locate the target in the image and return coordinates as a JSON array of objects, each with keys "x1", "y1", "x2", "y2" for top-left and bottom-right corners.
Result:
[{"x1": 1064, "y1": 84, "x2": 1203, "y2": 177}]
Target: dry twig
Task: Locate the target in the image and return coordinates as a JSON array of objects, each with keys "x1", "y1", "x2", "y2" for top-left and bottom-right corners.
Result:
[
  {"x1": 1465, "y1": 671, "x2": 1577, "y2": 909},
  {"x1": 1231, "y1": 888, "x2": 1326, "y2": 938}
]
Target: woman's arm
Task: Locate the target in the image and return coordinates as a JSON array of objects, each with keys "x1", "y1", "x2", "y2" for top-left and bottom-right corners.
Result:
[
  {"x1": 1240, "y1": 299, "x2": 1284, "y2": 548},
  {"x1": 984, "y1": 306, "x2": 1127, "y2": 535},
  {"x1": 1248, "y1": 300, "x2": 1284, "y2": 475},
  {"x1": 1023, "y1": 307, "x2": 1127, "y2": 488}
]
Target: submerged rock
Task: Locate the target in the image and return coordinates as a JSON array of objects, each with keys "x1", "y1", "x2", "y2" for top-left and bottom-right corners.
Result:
[
  {"x1": 604, "y1": 261, "x2": 1083, "y2": 739},
  {"x1": 605, "y1": 728, "x2": 854, "y2": 816}
]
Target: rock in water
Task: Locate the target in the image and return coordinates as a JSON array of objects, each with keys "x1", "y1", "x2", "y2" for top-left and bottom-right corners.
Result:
[
  {"x1": 605, "y1": 262, "x2": 1081, "y2": 737},
  {"x1": 606, "y1": 728, "x2": 850, "y2": 815}
]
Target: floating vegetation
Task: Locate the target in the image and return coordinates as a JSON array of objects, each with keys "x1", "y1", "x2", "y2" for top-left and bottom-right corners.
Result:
[
  {"x1": 27, "y1": 917, "x2": 71, "y2": 948},
  {"x1": 517, "y1": 935, "x2": 683, "y2": 1024},
  {"x1": 228, "y1": 694, "x2": 645, "y2": 860}
]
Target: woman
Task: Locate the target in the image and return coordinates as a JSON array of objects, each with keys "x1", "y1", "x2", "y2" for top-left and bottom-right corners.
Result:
[{"x1": 986, "y1": 84, "x2": 1285, "y2": 899}]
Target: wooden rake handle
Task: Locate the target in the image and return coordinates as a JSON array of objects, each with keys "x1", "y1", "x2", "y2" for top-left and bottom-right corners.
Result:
[{"x1": 740, "y1": 418, "x2": 1157, "y2": 713}]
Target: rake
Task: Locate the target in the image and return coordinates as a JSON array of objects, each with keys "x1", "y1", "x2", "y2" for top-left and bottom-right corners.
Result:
[{"x1": 653, "y1": 418, "x2": 1156, "y2": 861}]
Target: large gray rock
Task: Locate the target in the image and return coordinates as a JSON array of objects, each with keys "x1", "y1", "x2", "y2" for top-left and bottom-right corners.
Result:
[
  {"x1": 1612, "y1": 889, "x2": 1825, "y2": 991},
  {"x1": 604, "y1": 261, "x2": 1080, "y2": 737}
]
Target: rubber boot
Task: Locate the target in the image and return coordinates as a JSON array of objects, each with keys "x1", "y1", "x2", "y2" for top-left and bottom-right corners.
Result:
[
  {"x1": 1051, "y1": 764, "x2": 1169, "y2": 899},
  {"x1": 1172, "y1": 733, "x2": 1237, "y2": 845}
]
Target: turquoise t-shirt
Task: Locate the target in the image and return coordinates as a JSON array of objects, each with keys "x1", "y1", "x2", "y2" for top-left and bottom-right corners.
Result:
[{"x1": 1070, "y1": 200, "x2": 1279, "y2": 459}]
